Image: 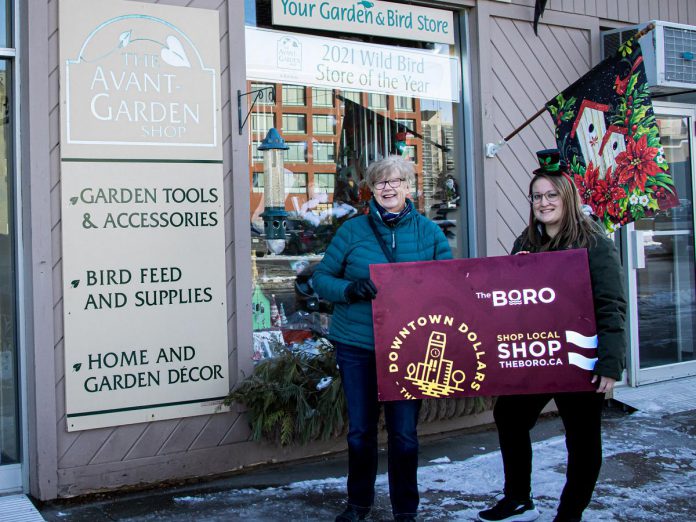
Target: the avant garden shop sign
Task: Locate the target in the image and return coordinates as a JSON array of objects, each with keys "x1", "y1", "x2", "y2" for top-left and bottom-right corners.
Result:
[{"x1": 59, "y1": 0, "x2": 228, "y2": 431}]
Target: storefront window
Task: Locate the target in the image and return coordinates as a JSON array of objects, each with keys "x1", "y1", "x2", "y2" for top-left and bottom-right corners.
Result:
[
  {"x1": 251, "y1": 112, "x2": 274, "y2": 134},
  {"x1": 0, "y1": 1, "x2": 9, "y2": 48},
  {"x1": 312, "y1": 88, "x2": 333, "y2": 107},
  {"x1": 368, "y1": 93, "x2": 387, "y2": 110},
  {"x1": 284, "y1": 142, "x2": 307, "y2": 163},
  {"x1": 313, "y1": 142, "x2": 335, "y2": 163},
  {"x1": 395, "y1": 96, "x2": 415, "y2": 111},
  {"x1": 0, "y1": 58, "x2": 18, "y2": 465},
  {"x1": 250, "y1": 82, "x2": 275, "y2": 106},
  {"x1": 282, "y1": 85, "x2": 306, "y2": 106},
  {"x1": 246, "y1": 0, "x2": 464, "y2": 343},
  {"x1": 313, "y1": 115, "x2": 335, "y2": 135},
  {"x1": 282, "y1": 114, "x2": 306, "y2": 134}
]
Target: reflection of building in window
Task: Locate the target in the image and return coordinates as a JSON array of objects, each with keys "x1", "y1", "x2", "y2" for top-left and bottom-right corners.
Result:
[
  {"x1": 284, "y1": 141, "x2": 307, "y2": 163},
  {"x1": 402, "y1": 145, "x2": 417, "y2": 163},
  {"x1": 253, "y1": 171, "x2": 309, "y2": 205},
  {"x1": 312, "y1": 88, "x2": 333, "y2": 107},
  {"x1": 315, "y1": 173, "x2": 335, "y2": 193},
  {"x1": 286, "y1": 172, "x2": 307, "y2": 193},
  {"x1": 282, "y1": 84, "x2": 306, "y2": 106},
  {"x1": 252, "y1": 172, "x2": 264, "y2": 193},
  {"x1": 368, "y1": 93, "x2": 387, "y2": 110},
  {"x1": 251, "y1": 82, "x2": 275, "y2": 106},
  {"x1": 248, "y1": 82, "x2": 433, "y2": 222},
  {"x1": 313, "y1": 142, "x2": 335, "y2": 163},
  {"x1": 341, "y1": 90, "x2": 361, "y2": 105},
  {"x1": 421, "y1": 110, "x2": 455, "y2": 213},
  {"x1": 251, "y1": 112, "x2": 274, "y2": 134},
  {"x1": 395, "y1": 95, "x2": 414, "y2": 111},
  {"x1": 282, "y1": 113, "x2": 306, "y2": 134},
  {"x1": 396, "y1": 118, "x2": 416, "y2": 133},
  {"x1": 313, "y1": 115, "x2": 335, "y2": 135},
  {"x1": 251, "y1": 141, "x2": 264, "y2": 163}
]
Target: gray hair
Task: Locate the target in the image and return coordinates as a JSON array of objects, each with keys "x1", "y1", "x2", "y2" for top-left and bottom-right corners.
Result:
[{"x1": 364, "y1": 155, "x2": 416, "y2": 190}]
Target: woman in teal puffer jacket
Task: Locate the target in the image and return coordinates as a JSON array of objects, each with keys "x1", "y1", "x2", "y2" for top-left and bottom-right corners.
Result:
[{"x1": 313, "y1": 155, "x2": 451, "y2": 522}]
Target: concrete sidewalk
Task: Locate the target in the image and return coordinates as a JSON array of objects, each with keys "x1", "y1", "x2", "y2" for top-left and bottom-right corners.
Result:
[{"x1": 34, "y1": 397, "x2": 696, "y2": 521}]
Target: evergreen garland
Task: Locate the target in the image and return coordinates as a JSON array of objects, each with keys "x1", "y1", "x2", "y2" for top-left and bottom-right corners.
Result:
[
  {"x1": 225, "y1": 339, "x2": 346, "y2": 446},
  {"x1": 226, "y1": 339, "x2": 495, "y2": 446}
]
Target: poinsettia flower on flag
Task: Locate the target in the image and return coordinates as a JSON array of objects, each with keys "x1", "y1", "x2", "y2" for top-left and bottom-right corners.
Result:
[
  {"x1": 614, "y1": 135, "x2": 660, "y2": 191},
  {"x1": 545, "y1": 30, "x2": 679, "y2": 233}
]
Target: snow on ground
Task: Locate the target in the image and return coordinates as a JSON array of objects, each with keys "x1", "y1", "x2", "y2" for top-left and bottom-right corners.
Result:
[{"x1": 115, "y1": 410, "x2": 695, "y2": 521}]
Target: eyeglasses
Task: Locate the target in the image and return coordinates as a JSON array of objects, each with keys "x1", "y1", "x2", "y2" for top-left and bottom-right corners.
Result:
[
  {"x1": 528, "y1": 191, "x2": 560, "y2": 204},
  {"x1": 374, "y1": 178, "x2": 406, "y2": 190}
]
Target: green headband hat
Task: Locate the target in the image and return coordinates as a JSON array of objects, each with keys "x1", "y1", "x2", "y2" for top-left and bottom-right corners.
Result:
[{"x1": 533, "y1": 149, "x2": 569, "y2": 175}]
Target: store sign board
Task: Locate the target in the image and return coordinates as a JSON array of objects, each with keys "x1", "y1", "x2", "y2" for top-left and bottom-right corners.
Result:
[
  {"x1": 272, "y1": 0, "x2": 455, "y2": 45},
  {"x1": 59, "y1": 0, "x2": 229, "y2": 431},
  {"x1": 370, "y1": 251, "x2": 599, "y2": 401},
  {"x1": 60, "y1": 0, "x2": 222, "y2": 160},
  {"x1": 246, "y1": 27, "x2": 460, "y2": 102}
]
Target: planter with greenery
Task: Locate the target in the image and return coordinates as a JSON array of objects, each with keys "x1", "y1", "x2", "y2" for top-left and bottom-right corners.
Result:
[{"x1": 226, "y1": 338, "x2": 494, "y2": 446}]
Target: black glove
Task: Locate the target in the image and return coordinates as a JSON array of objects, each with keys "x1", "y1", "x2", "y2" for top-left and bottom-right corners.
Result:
[{"x1": 344, "y1": 279, "x2": 378, "y2": 302}]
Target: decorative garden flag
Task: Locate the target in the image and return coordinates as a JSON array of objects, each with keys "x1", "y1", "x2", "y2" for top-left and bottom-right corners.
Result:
[{"x1": 546, "y1": 35, "x2": 679, "y2": 232}]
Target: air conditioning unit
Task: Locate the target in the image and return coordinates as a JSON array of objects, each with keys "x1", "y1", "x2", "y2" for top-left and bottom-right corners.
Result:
[{"x1": 602, "y1": 20, "x2": 696, "y2": 94}]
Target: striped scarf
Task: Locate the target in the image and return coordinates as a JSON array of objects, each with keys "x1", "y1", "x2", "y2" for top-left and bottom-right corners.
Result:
[{"x1": 374, "y1": 199, "x2": 412, "y2": 226}]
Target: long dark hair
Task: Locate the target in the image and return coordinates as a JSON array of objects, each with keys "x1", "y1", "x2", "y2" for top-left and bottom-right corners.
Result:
[{"x1": 525, "y1": 173, "x2": 598, "y2": 250}]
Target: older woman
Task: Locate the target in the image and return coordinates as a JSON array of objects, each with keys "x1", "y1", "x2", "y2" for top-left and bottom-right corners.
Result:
[
  {"x1": 313, "y1": 155, "x2": 452, "y2": 522},
  {"x1": 478, "y1": 149, "x2": 627, "y2": 522}
]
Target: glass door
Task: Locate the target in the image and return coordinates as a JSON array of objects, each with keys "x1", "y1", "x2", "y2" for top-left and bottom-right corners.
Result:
[
  {"x1": 0, "y1": 0, "x2": 20, "y2": 493},
  {"x1": 626, "y1": 105, "x2": 696, "y2": 385}
]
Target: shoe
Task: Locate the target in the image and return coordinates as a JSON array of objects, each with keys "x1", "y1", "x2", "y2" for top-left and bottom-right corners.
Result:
[
  {"x1": 335, "y1": 505, "x2": 370, "y2": 522},
  {"x1": 478, "y1": 496, "x2": 540, "y2": 521}
]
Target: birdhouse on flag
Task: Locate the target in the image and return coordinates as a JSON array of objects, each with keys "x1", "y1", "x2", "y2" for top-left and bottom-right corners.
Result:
[
  {"x1": 598, "y1": 125, "x2": 628, "y2": 178},
  {"x1": 570, "y1": 100, "x2": 611, "y2": 177}
]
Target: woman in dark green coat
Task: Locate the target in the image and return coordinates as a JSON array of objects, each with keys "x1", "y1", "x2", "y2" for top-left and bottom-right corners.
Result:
[{"x1": 478, "y1": 150, "x2": 627, "y2": 522}]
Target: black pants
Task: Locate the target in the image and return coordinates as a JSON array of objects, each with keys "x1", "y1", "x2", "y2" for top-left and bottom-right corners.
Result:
[{"x1": 494, "y1": 392, "x2": 605, "y2": 519}]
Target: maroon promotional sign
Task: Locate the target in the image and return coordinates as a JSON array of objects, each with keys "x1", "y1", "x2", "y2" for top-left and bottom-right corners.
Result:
[{"x1": 370, "y1": 250, "x2": 598, "y2": 401}]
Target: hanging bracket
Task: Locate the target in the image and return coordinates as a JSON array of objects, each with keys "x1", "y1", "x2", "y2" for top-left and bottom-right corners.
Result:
[{"x1": 238, "y1": 86, "x2": 275, "y2": 135}]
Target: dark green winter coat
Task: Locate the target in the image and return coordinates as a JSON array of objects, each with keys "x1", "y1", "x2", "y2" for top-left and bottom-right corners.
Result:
[
  {"x1": 313, "y1": 199, "x2": 452, "y2": 350},
  {"x1": 512, "y1": 226, "x2": 627, "y2": 381}
]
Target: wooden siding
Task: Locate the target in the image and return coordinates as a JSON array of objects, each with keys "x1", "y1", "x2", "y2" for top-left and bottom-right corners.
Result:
[
  {"x1": 44, "y1": 0, "x2": 258, "y2": 498},
  {"x1": 27, "y1": 0, "x2": 696, "y2": 499},
  {"x1": 479, "y1": 0, "x2": 696, "y2": 256},
  {"x1": 505, "y1": 0, "x2": 696, "y2": 25}
]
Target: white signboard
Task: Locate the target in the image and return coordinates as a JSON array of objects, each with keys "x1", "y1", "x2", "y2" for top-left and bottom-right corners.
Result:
[
  {"x1": 60, "y1": 0, "x2": 222, "y2": 161},
  {"x1": 246, "y1": 27, "x2": 460, "y2": 102},
  {"x1": 59, "y1": 0, "x2": 229, "y2": 431},
  {"x1": 272, "y1": 0, "x2": 455, "y2": 45}
]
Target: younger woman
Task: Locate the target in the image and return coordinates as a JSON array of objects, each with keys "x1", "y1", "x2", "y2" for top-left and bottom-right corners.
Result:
[{"x1": 478, "y1": 149, "x2": 627, "y2": 522}]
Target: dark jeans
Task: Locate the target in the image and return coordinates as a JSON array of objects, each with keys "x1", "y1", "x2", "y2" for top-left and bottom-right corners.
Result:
[
  {"x1": 494, "y1": 392, "x2": 605, "y2": 520},
  {"x1": 335, "y1": 341, "x2": 421, "y2": 517}
]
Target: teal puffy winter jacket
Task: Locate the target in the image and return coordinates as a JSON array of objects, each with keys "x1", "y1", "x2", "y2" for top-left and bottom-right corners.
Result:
[{"x1": 312, "y1": 199, "x2": 452, "y2": 350}]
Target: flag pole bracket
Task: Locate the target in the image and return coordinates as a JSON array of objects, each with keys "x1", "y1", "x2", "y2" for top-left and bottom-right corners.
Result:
[{"x1": 485, "y1": 140, "x2": 506, "y2": 158}]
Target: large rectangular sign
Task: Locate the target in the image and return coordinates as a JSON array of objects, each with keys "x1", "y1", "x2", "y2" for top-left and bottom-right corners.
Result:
[
  {"x1": 59, "y1": 0, "x2": 229, "y2": 430},
  {"x1": 246, "y1": 27, "x2": 460, "y2": 102},
  {"x1": 272, "y1": 0, "x2": 455, "y2": 45},
  {"x1": 60, "y1": 0, "x2": 222, "y2": 161},
  {"x1": 370, "y1": 250, "x2": 599, "y2": 401}
]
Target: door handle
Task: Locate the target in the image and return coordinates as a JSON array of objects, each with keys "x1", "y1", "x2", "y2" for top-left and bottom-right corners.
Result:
[{"x1": 631, "y1": 230, "x2": 646, "y2": 269}]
